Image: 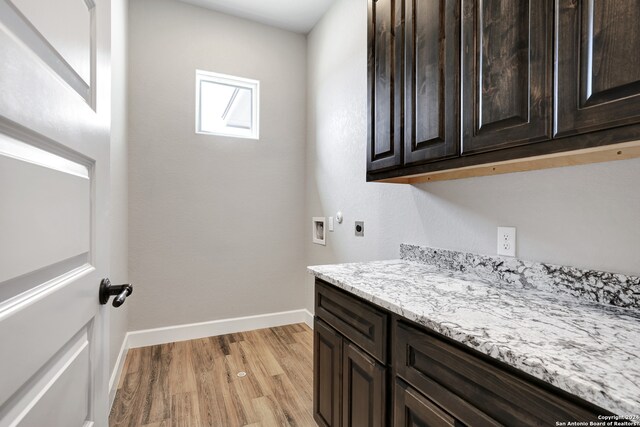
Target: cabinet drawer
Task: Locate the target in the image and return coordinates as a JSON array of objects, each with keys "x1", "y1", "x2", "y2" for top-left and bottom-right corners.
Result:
[
  {"x1": 395, "y1": 321, "x2": 607, "y2": 425},
  {"x1": 315, "y1": 279, "x2": 388, "y2": 363},
  {"x1": 395, "y1": 379, "x2": 463, "y2": 427}
]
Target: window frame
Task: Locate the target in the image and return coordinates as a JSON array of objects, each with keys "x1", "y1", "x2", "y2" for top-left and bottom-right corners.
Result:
[{"x1": 195, "y1": 69, "x2": 260, "y2": 140}]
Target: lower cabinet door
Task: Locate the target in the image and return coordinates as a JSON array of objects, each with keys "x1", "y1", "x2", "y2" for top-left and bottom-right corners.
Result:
[
  {"x1": 342, "y1": 343, "x2": 386, "y2": 427},
  {"x1": 394, "y1": 379, "x2": 462, "y2": 427},
  {"x1": 314, "y1": 318, "x2": 343, "y2": 427}
]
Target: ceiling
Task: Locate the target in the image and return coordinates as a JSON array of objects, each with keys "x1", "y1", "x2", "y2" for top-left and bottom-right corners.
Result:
[{"x1": 177, "y1": 0, "x2": 336, "y2": 34}]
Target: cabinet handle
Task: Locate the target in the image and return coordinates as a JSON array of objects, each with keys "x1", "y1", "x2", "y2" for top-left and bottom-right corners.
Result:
[{"x1": 352, "y1": 343, "x2": 376, "y2": 367}]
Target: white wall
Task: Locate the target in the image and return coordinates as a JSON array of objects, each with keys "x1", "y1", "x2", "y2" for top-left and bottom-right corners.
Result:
[
  {"x1": 305, "y1": 0, "x2": 640, "y2": 308},
  {"x1": 109, "y1": 0, "x2": 129, "y2": 375},
  {"x1": 128, "y1": 0, "x2": 307, "y2": 330}
]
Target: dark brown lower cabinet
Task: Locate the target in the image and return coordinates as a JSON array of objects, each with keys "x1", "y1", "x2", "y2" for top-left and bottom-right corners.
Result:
[
  {"x1": 395, "y1": 320, "x2": 605, "y2": 425},
  {"x1": 313, "y1": 317, "x2": 386, "y2": 427},
  {"x1": 342, "y1": 343, "x2": 385, "y2": 427},
  {"x1": 314, "y1": 278, "x2": 614, "y2": 427},
  {"x1": 394, "y1": 380, "x2": 464, "y2": 427},
  {"x1": 314, "y1": 318, "x2": 343, "y2": 427}
]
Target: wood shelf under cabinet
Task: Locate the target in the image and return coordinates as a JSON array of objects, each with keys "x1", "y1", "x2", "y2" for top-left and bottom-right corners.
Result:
[{"x1": 374, "y1": 139, "x2": 640, "y2": 184}]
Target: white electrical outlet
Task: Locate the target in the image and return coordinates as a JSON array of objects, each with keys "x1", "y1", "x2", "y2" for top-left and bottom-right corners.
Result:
[{"x1": 497, "y1": 227, "x2": 516, "y2": 257}]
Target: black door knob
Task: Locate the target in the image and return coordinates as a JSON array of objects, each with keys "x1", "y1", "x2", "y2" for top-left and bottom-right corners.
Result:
[{"x1": 99, "y1": 278, "x2": 133, "y2": 307}]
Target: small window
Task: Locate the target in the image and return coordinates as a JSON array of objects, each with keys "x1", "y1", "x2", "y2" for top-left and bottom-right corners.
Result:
[{"x1": 196, "y1": 70, "x2": 259, "y2": 139}]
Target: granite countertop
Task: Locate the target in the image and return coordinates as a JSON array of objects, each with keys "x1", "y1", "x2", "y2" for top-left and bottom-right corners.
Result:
[{"x1": 307, "y1": 253, "x2": 640, "y2": 416}]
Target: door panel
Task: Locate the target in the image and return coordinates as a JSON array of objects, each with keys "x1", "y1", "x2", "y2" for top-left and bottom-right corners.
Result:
[
  {"x1": 586, "y1": 2, "x2": 640, "y2": 98},
  {"x1": 0, "y1": 268, "x2": 95, "y2": 409},
  {"x1": 555, "y1": 0, "x2": 640, "y2": 136},
  {"x1": 0, "y1": 134, "x2": 90, "y2": 288},
  {"x1": 367, "y1": 0, "x2": 403, "y2": 171},
  {"x1": 479, "y1": 2, "x2": 529, "y2": 126},
  {"x1": 6, "y1": 329, "x2": 90, "y2": 427},
  {"x1": 462, "y1": 0, "x2": 552, "y2": 154},
  {"x1": 0, "y1": 0, "x2": 95, "y2": 102},
  {"x1": 342, "y1": 343, "x2": 385, "y2": 427},
  {"x1": 10, "y1": 0, "x2": 92, "y2": 85},
  {"x1": 404, "y1": 0, "x2": 460, "y2": 164},
  {"x1": 0, "y1": 0, "x2": 111, "y2": 424},
  {"x1": 314, "y1": 319, "x2": 343, "y2": 427}
]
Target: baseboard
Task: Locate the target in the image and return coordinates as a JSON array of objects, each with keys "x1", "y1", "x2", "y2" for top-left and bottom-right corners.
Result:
[
  {"x1": 108, "y1": 333, "x2": 129, "y2": 409},
  {"x1": 127, "y1": 309, "x2": 313, "y2": 349},
  {"x1": 303, "y1": 308, "x2": 313, "y2": 329}
]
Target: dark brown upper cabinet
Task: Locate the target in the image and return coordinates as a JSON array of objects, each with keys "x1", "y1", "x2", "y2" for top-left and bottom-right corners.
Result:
[
  {"x1": 462, "y1": 0, "x2": 553, "y2": 155},
  {"x1": 367, "y1": 0, "x2": 403, "y2": 172},
  {"x1": 555, "y1": 0, "x2": 640, "y2": 137},
  {"x1": 404, "y1": 0, "x2": 461, "y2": 165},
  {"x1": 367, "y1": 0, "x2": 640, "y2": 183}
]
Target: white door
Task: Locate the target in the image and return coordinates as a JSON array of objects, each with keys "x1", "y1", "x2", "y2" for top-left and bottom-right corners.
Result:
[{"x1": 0, "y1": 0, "x2": 111, "y2": 426}]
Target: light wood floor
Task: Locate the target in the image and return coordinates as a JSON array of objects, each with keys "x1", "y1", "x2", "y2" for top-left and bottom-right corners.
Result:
[{"x1": 109, "y1": 323, "x2": 315, "y2": 427}]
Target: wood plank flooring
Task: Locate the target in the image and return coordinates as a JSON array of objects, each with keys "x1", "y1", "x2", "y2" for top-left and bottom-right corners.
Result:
[{"x1": 109, "y1": 323, "x2": 314, "y2": 427}]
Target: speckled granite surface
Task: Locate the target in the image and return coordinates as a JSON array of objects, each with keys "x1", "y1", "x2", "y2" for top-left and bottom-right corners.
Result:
[
  {"x1": 308, "y1": 250, "x2": 640, "y2": 416},
  {"x1": 401, "y1": 244, "x2": 640, "y2": 309}
]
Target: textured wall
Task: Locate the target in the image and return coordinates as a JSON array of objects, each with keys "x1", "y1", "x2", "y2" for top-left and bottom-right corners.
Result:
[
  {"x1": 305, "y1": 0, "x2": 640, "y2": 309},
  {"x1": 128, "y1": 0, "x2": 307, "y2": 330},
  {"x1": 110, "y1": 0, "x2": 129, "y2": 375}
]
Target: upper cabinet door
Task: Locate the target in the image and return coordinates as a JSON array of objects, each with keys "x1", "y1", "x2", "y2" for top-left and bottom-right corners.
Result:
[
  {"x1": 404, "y1": 0, "x2": 461, "y2": 165},
  {"x1": 462, "y1": 0, "x2": 552, "y2": 155},
  {"x1": 555, "y1": 0, "x2": 640, "y2": 137},
  {"x1": 368, "y1": 0, "x2": 403, "y2": 172}
]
